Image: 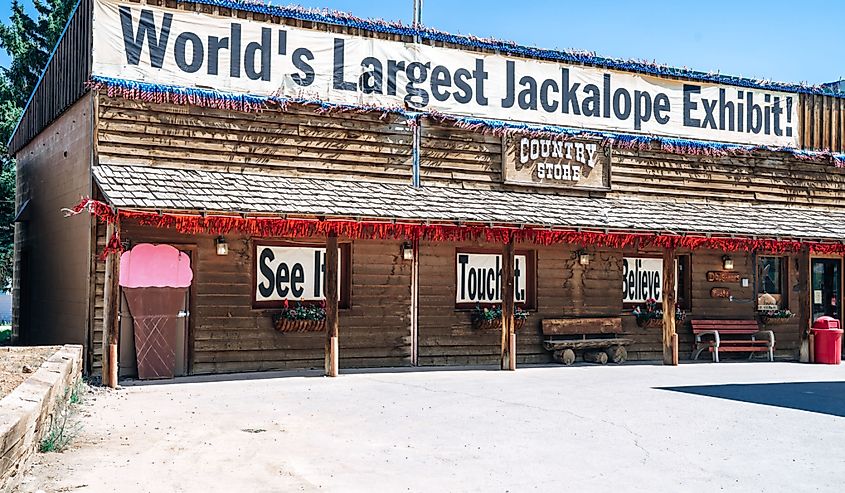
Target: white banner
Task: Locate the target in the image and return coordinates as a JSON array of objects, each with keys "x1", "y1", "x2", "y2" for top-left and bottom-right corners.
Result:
[
  {"x1": 622, "y1": 257, "x2": 681, "y2": 304},
  {"x1": 456, "y1": 253, "x2": 527, "y2": 304},
  {"x1": 93, "y1": 0, "x2": 799, "y2": 147},
  {"x1": 255, "y1": 245, "x2": 340, "y2": 302}
]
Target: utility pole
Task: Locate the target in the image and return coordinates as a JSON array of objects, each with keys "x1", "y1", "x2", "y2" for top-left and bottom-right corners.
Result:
[{"x1": 412, "y1": 0, "x2": 422, "y2": 42}]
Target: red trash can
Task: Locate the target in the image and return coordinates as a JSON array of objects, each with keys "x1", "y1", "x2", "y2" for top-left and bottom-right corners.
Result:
[{"x1": 811, "y1": 316, "x2": 843, "y2": 365}]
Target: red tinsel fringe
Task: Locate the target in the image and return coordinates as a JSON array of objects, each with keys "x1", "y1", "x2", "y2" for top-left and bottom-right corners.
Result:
[{"x1": 65, "y1": 198, "x2": 845, "y2": 256}]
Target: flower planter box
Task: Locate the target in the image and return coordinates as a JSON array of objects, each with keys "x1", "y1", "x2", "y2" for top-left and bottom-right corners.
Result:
[
  {"x1": 274, "y1": 318, "x2": 326, "y2": 333},
  {"x1": 472, "y1": 318, "x2": 526, "y2": 331},
  {"x1": 636, "y1": 318, "x2": 663, "y2": 329},
  {"x1": 760, "y1": 316, "x2": 794, "y2": 326}
]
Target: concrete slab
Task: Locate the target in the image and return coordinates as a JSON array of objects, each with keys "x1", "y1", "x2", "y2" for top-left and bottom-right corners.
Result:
[{"x1": 18, "y1": 362, "x2": 845, "y2": 492}]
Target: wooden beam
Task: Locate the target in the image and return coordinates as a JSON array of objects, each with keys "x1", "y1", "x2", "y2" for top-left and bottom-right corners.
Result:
[
  {"x1": 107, "y1": 225, "x2": 120, "y2": 388},
  {"x1": 662, "y1": 248, "x2": 677, "y2": 366},
  {"x1": 410, "y1": 239, "x2": 419, "y2": 366},
  {"x1": 325, "y1": 232, "x2": 339, "y2": 377},
  {"x1": 101, "y1": 221, "x2": 118, "y2": 387},
  {"x1": 501, "y1": 238, "x2": 515, "y2": 370},
  {"x1": 798, "y1": 246, "x2": 811, "y2": 362}
]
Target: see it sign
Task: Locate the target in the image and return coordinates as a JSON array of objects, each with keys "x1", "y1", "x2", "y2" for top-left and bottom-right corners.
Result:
[{"x1": 253, "y1": 243, "x2": 349, "y2": 307}]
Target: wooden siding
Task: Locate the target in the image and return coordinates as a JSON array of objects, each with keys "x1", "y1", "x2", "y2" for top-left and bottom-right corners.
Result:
[
  {"x1": 799, "y1": 93, "x2": 845, "y2": 152},
  {"x1": 97, "y1": 97, "x2": 413, "y2": 184},
  {"x1": 9, "y1": 0, "x2": 92, "y2": 154},
  {"x1": 90, "y1": 227, "x2": 806, "y2": 369},
  {"x1": 418, "y1": 119, "x2": 845, "y2": 207},
  {"x1": 92, "y1": 220, "x2": 412, "y2": 375},
  {"x1": 610, "y1": 148, "x2": 845, "y2": 207},
  {"x1": 417, "y1": 242, "x2": 803, "y2": 365},
  {"x1": 419, "y1": 123, "x2": 502, "y2": 188},
  {"x1": 90, "y1": 219, "x2": 107, "y2": 372}
]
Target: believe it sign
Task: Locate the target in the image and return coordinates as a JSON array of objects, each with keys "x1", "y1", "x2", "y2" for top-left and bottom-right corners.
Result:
[
  {"x1": 93, "y1": 0, "x2": 799, "y2": 147},
  {"x1": 622, "y1": 257, "x2": 678, "y2": 303}
]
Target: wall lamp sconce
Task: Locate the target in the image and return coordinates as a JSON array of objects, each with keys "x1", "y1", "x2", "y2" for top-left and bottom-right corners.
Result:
[
  {"x1": 401, "y1": 241, "x2": 414, "y2": 261},
  {"x1": 722, "y1": 255, "x2": 734, "y2": 270},
  {"x1": 215, "y1": 236, "x2": 229, "y2": 256},
  {"x1": 576, "y1": 249, "x2": 590, "y2": 266}
]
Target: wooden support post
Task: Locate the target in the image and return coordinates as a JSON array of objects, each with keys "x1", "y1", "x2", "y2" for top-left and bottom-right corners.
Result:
[
  {"x1": 108, "y1": 224, "x2": 120, "y2": 388},
  {"x1": 101, "y1": 221, "x2": 120, "y2": 388},
  {"x1": 410, "y1": 239, "x2": 419, "y2": 366},
  {"x1": 798, "y1": 246, "x2": 811, "y2": 362},
  {"x1": 501, "y1": 238, "x2": 515, "y2": 370},
  {"x1": 671, "y1": 333, "x2": 679, "y2": 366},
  {"x1": 325, "y1": 233, "x2": 339, "y2": 377},
  {"x1": 662, "y1": 248, "x2": 677, "y2": 366}
]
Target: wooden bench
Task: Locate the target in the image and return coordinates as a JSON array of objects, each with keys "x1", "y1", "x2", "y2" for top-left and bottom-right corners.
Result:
[
  {"x1": 542, "y1": 317, "x2": 631, "y2": 365},
  {"x1": 691, "y1": 320, "x2": 775, "y2": 362}
]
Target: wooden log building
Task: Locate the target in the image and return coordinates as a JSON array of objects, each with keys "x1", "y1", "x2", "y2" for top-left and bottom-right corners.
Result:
[{"x1": 9, "y1": 0, "x2": 845, "y2": 382}]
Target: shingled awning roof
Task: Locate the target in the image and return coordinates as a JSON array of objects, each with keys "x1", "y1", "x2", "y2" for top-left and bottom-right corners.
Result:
[{"x1": 92, "y1": 164, "x2": 845, "y2": 242}]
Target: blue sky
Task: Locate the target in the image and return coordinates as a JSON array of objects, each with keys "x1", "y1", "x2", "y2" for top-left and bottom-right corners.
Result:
[{"x1": 0, "y1": 0, "x2": 842, "y2": 85}]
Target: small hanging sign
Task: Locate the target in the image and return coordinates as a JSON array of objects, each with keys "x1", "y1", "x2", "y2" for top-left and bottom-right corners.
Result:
[
  {"x1": 706, "y1": 271, "x2": 741, "y2": 283},
  {"x1": 710, "y1": 287, "x2": 731, "y2": 299}
]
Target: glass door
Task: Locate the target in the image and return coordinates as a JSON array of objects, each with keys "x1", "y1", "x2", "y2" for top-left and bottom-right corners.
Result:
[{"x1": 811, "y1": 258, "x2": 842, "y2": 322}]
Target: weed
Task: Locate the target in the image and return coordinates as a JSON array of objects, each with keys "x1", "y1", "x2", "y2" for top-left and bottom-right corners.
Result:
[
  {"x1": 39, "y1": 379, "x2": 85, "y2": 453},
  {"x1": 69, "y1": 378, "x2": 86, "y2": 405}
]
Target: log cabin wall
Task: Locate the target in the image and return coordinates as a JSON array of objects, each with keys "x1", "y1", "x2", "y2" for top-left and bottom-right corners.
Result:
[
  {"x1": 92, "y1": 219, "x2": 412, "y2": 375},
  {"x1": 417, "y1": 243, "x2": 795, "y2": 364},
  {"x1": 96, "y1": 97, "x2": 414, "y2": 183},
  {"x1": 418, "y1": 241, "x2": 626, "y2": 365},
  {"x1": 98, "y1": 99, "x2": 845, "y2": 208},
  {"x1": 418, "y1": 119, "x2": 845, "y2": 207},
  {"x1": 90, "y1": 227, "x2": 802, "y2": 369},
  {"x1": 799, "y1": 94, "x2": 845, "y2": 152}
]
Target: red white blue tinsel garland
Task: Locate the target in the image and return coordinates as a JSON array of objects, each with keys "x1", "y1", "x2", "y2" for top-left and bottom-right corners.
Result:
[{"x1": 88, "y1": 75, "x2": 845, "y2": 167}]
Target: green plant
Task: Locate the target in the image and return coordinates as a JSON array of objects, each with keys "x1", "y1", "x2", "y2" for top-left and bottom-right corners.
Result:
[
  {"x1": 272, "y1": 299, "x2": 326, "y2": 324},
  {"x1": 69, "y1": 378, "x2": 86, "y2": 405},
  {"x1": 39, "y1": 379, "x2": 84, "y2": 452},
  {"x1": 759, "y1": 308, "x2": 793, "y2": 319},
  {"x1": 471, "y1": 303, "x2": 529, "y2": 323},
  {"x1": 632, "y1": 298, "x2": 685, "y2": 326},
  {"x1": 0, "y1": 326, "x2": 10, "y2": 344}
]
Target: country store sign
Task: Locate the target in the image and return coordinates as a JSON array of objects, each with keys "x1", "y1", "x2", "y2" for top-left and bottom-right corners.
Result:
[{"x1": 93, "y1": 0, "x2": 799, "y2": 147}]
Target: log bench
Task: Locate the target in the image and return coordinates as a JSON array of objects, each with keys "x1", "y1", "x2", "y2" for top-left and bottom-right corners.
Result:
[
  {"x1": 542, "y1": 317, "x2": 631, "y2": 365},
  {"x1": 691, "y1": 320, "x2": 775, "y2": 362}
]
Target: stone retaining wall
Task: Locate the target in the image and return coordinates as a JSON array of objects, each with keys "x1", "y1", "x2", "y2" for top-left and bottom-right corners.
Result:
[{"x1": 0, "y1": 344, "x2": 83, "y2": 492}]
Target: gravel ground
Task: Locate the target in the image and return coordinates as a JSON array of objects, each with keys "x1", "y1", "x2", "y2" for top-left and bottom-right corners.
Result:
[
  {"x1": 17, "y1": 361, "x2": 845, "y2": 492},
  {"x1": 0, "y1": 346, "x2": 61, "y2": 399}
]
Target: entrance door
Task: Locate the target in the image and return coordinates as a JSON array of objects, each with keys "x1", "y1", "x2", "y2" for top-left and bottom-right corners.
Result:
[
  {"x1": 811, "y1": 258, "x2": 842, "y2": 322},
  {"x1": 118, "y1": 248, "x2": 192, "y2": 378}
]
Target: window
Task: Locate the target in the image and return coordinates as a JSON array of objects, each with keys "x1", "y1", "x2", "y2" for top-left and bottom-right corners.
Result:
[
  {"x1": 622, "y1": 255, "x2": 691, "y2": 309},
  {"x1": 758, "y1": 256, "x2": 787, "y2": 308},
  {"x1": 253, "y1": 242, "x2": 351, "y2": 309},
  {"x1": 455, "y1": 249, "x2": 536, "y2": 309}
]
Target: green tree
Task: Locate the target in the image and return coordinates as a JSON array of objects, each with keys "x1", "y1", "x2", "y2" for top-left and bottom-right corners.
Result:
[{"x1": 0, "y1": 0, "x2": 75, "y2": 288}]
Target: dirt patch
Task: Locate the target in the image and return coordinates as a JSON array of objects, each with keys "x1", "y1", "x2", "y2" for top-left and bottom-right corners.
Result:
[{"x1": 0, "y1": 346, "x2": 62, "y2": 399}]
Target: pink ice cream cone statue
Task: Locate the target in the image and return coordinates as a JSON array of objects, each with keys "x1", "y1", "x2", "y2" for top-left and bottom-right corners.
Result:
[{"x1": 119, "y1": 244, "x2": 193, "y2": 379}]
